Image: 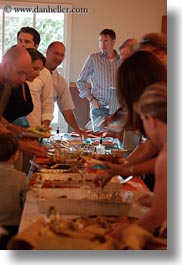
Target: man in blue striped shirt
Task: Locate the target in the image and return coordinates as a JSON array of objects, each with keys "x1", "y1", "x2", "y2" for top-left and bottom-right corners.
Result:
[{"x1": 76, "y1": 29, "x2": 121, "y2": 131}]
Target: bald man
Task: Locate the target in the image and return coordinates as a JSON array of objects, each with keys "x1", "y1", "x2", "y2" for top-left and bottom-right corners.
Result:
[
  {"x1": 0, "y1": 46, "x2": 32, "y2": 120},
  {"x1": 46, "y1": 41, "x2": 87, "y2": 139},
  {"x1": 0, "y1": 46, "x2": 46, "y2": 158}
]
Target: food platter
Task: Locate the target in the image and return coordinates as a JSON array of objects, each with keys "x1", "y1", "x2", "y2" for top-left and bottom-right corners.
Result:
[
  {"x1": 27, "y1": 126, "x2": 51, "y2": 138},
  {"x1": 34, "y1": 188, "x2": 132, "y2": 216}
]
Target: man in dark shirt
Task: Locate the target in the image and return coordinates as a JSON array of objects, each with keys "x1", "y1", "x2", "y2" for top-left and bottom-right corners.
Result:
[
  {"x1": 0, "y1": 46, "x2": 32, "y2": 123},
  {"x1": 0, "y1": 46, "x2": 46, "y2": 158}
]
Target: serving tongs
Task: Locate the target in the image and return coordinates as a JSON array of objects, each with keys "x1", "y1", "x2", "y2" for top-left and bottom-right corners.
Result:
[
  {"x1": 119, "y1": 175, "x2": 133, "y2": 184},
  {"x1": 91, "y1": 175, "x2": 134, "y2": 201},
  {"x1": 49, "y1": 163, "x2": 71, "y2": 169}
]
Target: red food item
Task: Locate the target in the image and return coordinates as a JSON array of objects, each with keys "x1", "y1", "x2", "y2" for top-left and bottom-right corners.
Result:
[
  {"x1": 87, "y1": 134, "x2": 99, "y2": 138},
  {"x1": 42, "y1": 181, "x2": 80, "y2": 188}
]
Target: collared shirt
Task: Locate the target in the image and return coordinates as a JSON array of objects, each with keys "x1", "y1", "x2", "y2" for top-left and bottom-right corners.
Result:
[
  {"x1": 52, "y1": 69, "x2": 75, "y2": 112},
  {"x1": 26, "y1": 67, "x2": 54, "y2": 126},
  {"x1": 76, "y1": 51, "x2": 121, "y2": 114}
]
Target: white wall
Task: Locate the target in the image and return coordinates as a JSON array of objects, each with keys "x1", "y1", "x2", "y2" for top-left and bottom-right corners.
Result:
[
  {"x1": 68, "y1": 0, "x2": 167, "y2": 81},
  {"x1": 2, "y1": 0, "x2": 167, "y2": 81}
]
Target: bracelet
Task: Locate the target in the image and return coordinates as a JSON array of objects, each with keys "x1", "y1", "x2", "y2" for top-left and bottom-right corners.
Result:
[
  {"x1": 130, "y1": 165, "x2": 135, "y2": 176},
  {"x1": 89, "y1": 96, "x2": 95, "y2": 102}
]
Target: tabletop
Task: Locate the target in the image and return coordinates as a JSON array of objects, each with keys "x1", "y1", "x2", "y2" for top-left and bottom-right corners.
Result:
[
  {"x1": 9, "y1": 134, "x2": 163, "y2": 250},
  {"x1": 8, "y1": 178, "x2": 165, "y2": 250}
]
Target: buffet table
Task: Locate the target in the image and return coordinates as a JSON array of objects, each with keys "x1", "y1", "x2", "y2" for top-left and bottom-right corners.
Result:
[
  {"x1": 19, "y1": 176, "x2": 149, "y2": 233},
  {"x1": 7, "y1": 135, "x2": 167, "y2": 250},
  {"x1": 7, "y1": 176, "x2": 154, "y2": 250}
]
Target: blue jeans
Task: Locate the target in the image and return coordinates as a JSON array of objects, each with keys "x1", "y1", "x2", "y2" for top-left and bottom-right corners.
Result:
[{"x1": 90, "y1": 107, "x2": 110, "y2": 131}]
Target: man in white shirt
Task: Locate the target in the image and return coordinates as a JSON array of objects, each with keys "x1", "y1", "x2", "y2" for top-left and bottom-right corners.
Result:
[
  {"x1": 17, "y1": 26, "x2": 54, "y2": 127},
  {"x1": 45, "y1": 41, "x2": 87, "y2": 138},
  {"x1": 26, "y1": 68, "x2": 54, "y2": 126}
]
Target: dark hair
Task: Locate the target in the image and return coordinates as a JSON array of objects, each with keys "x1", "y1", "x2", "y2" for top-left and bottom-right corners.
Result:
[
  {"x1": 140, "y1": 32, "x2": 167, "y2": 53},
  {"x1": 99, "y1": 29, "x2": 116, "y2": 40},
  {"x1": 117, "y1": 50, "x2": 167, "y2": 134},
  {"x1": 17, "y1": 27, "x2": 41, "y2": 46},
  {"x1": 26, "y1": 48, "x2": 46, "y2": 66},
  {"x1": 134, "y1": 82, "x2": 167, "y2": 124},
  {"x1": 0, "y1": 133, "x2": 19, "y2": 161}
]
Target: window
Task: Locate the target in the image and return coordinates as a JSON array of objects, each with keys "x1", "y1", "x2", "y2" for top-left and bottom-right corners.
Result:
[{"x1": 0, "y1": 1, "x2": 72, "y2": 132}]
